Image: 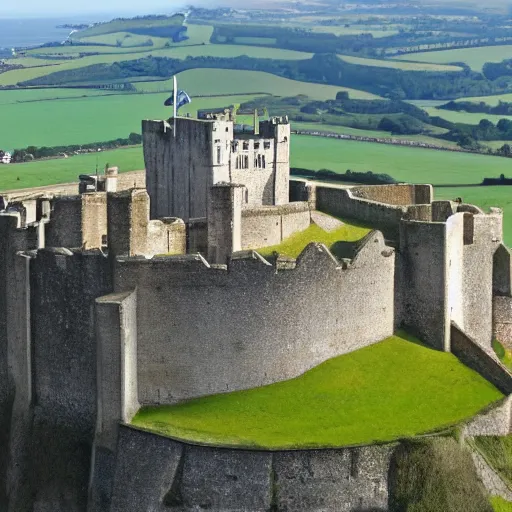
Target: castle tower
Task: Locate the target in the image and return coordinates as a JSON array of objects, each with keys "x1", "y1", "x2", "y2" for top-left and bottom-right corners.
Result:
[{"x1": 142, "y1": 114, "x2": 291, "y2": 221}]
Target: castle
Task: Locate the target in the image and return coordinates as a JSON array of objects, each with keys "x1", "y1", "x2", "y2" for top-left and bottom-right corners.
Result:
[{"x1": 0, "y1": 111, "x2": 511, "y2": 511}]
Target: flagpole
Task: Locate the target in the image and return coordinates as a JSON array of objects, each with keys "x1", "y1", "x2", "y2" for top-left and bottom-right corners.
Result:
[{"x1": 173, "y1": 75, "x2": 177, "y2": 138}]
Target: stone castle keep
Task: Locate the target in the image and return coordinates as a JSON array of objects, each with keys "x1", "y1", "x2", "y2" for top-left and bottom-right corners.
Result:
[{"x1": 0, "y1": 111, "x2": 512, "y2": 511}]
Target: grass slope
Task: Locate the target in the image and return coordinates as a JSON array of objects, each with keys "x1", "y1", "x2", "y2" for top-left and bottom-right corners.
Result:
[
  {"x1": 0, "y1": 88, "x2": 114, "y2": 105},
  {"x1": 392, "y1": 45, "x2": 512, "y2": 72},
  {"x1": 0, "y1": 147, "x2": 144, "y2": 192},
  {"x1": 0, "y1": 94, "x2": 262, "y2": 149},
  {"x1": 131, "y1": 332, "x2": 502, "y2": 449},
  {"x1": 257, "y1": 219, "x2": 371, "y2": 258},
  {"x1": 134, "y1": 68, "x2": 380, "y2": 99},
  {"x1": 473, "y1": 436, "x2": 512, "y2": 488},
  {"x1": 338, "y1": 54, "x2": 463, "y2": 72}
]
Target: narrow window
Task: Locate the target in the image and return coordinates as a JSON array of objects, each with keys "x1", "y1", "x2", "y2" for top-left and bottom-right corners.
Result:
[
  {"x1": 217, "y1": 147, "x2": 221, "y2": 164},
  {"x1": 245, "y1": 190, "x2": 249, "y2": 203},
  {"x1": 264, "y1": 141, "x2": 271, "y2": 149},
  {"x1": 258, "y1": 154, "x2": 262, "y2": 168},
  {"x1": 254, "y1": 142, "x2": 260, "y2": 150},
  {"x1": 262, "y1": 155, "x2": 266, "y2": 168},
  {"x1": 243, "y1": 141, "x2": 249, "y2": 151},
  {"x1": 244, "y1": 155, "x2": 249, "y2": 168}
]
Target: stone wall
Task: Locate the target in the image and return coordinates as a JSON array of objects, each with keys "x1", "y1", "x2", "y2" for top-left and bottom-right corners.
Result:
[
  {"x1": 143, "y1": 118, "x2": 224, "y2": 221},
  {"x1": 463, "y1": 396, "x2": 511, "y2": 436},
  {"x1": 110, "y1": 425, "x2": 393, "y2": 512},
  {"x1": 350, "y1": 184, "x2": 432, "y2": 206},
  {"x1": 397, "y1": 219, "x2": 449, "y2": 350},
  {"x1": 241, "y1": 202, "x2": 311, "y2": 250},
  {"x1": 28, "y1": 248, "x2": 113, "y2": 512},
  {"x1": 81, "y1": 193, "x2": 107, "y2": 250},
  {"x1": 0, "y1": 215, "x2": 39, "y2": 510},
  {"x1": 315, "y1": 185, "x2": 407, "y2": 240},
  {"x1": 459, "y1": 212, "x2": 502, "y2": 350},
  {"x1": 494, "y1": 296, "x2": 512, "y2": 349},
  {"x1": 45, "y1": 196, "x2": 83, "y2": 248},
  {"x1": 451, "y1": 323, "x2": 512, "y2": 395},
  {"x1": 146, "y1": 218, "x2": 186, "y2": 256},
  {"x1": 113, "y1": 232, "x2": 395, "y2": 404}
]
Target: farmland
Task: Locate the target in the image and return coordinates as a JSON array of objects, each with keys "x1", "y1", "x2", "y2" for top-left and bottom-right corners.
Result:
[
  {"x1": 134, "y1": 68, "x2": 379, "y2": 99},
  {"x1": 338, "y1": 54, "x2": 464, "y2": 72},
  {"x1": 392, "y1": 45, "x2": 512, "y2": 72},
  {"x1": 0, "y1": 94, "x2": 263, "y2": 149},
  {"x1": 424, "y1": 106, "x2": 512, "y2": 125},
  {"x1": 0, "y1": 44, "x2": 312, "y2": 86}
]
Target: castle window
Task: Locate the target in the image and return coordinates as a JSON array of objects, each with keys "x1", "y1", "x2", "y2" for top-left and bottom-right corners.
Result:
[
  {"x1": 254, "y1": 142, "x2": 260, "y2": 150},
  {"x1": 244, "y1": 155, "x2": 249, "y2": 168},
  {"x1": 264, "y1": 141, "x2": 271, "y2": 149},
  {"x1": 243, "y1": 141, "x2": 249, "y2": 151},
  {"x1": 257, "y1": 154, "x2": 262, "y2": 168},
  {"x1": 217, "y1": 147, "x2": 221, "y2": 164},
  {"x1": 245, "y1": 190, "x2": 249, "y2": 203},
  {"x1": 226, "y1": 127, "x2": 229, "y2": 132},
  {"x1": 215, "y1": 139, "x2": 221, "y2": 143},
  {"x1": 262, "y1": 155, "x2": 266, "y2": 168}
]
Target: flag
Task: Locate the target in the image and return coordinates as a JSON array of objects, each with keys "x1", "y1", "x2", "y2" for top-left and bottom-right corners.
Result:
[{"x1": 164, "y1": 89, "x2": 192, "y2": 112}]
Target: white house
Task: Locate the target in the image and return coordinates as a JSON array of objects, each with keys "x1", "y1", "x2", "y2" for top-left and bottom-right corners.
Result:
[{"x1": 0, "y1": 152, "x2": 12, "y2": 164}]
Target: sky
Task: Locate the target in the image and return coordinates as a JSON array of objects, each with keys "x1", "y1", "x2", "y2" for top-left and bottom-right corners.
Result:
[{"x1": 0, "y1": 0, "x2": 196, "y2": 18}]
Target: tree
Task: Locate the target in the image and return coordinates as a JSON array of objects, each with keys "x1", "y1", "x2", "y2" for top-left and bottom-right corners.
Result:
[
  {"x1": 498, "y1": 143, "x2": 511, "y2": 156},
  {"x1": 335, "y1": 90, "x2": 349, "y2": 100}
]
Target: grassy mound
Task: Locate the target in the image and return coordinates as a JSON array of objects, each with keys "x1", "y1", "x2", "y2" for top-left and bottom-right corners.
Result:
[
  {"x1": 132, "y1": 332, "x2": 502, "y2": 449},
  {"x1": 257, "y1": 219, "x2": 371, "y2": 259},
  {"x1": 389, "y1": 437, "x2": 493, "y2": 512}
]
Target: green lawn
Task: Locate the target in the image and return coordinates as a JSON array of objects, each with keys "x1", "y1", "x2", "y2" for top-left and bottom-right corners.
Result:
[
  {"x1": 76, "y1": 31, "x2": 171, "y2": 48},
  {"x1": 131, "y1": 332, "x2": 502, "y2": 449},
  {"x1": 257, "y1": 219, "x2": 371, "y2": 259},
  {"x1": 425, "y1": 107, "x2": 512, "y2": 125},
  {"x1": 338, "y1": 54, "x2": 463, "y2": 72},
  {"x1": 0, "y1": 45, "x2": 312, "y2": 87},
  {"x1": 392, "y1": 45, "x2": 512, "y2": 72},
  {"x1": 134, "y1": 68, "x2": 380, "y2": 99},
  {"x1": 492, "y1": 496, "x2": 512, "y2": 512},
  {"x1": 458, "y1": 93, "x2": 512, "y2": 106},
  {"x1": 0, "y1": 147, "x2": 144, "y2": 191},
  {"x1": 0, "y1": 93, "x2": 261, "y2": 149}
]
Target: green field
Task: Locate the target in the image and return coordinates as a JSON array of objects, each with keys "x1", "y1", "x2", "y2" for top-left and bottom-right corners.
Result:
[
  {"x1": 73, "y1": 14, "x2": 184, "y2": 38},
  {"x1": 131, "y1": 332, "x2": 502, "y2": 448},
  {"x1": 0, "y1": 147, "x2": 144, "y2": 191},
  {"x1": 134, "y1": 68, "x2": 380, "y2": 99},
  {"x1": 457, "y1": 92, "x2": 512, "y2": 106},
  {"x1": 393, "y1": 45, "x2": 512, "y2": 72},
  {"x1": 292, "y1": 121, "x2": 459, "y2": 148},
  {"x1": 425, "y1": 106, "x2": 512, "y2": 124},
  {"x1": 339, "y1": 54, "x2": 463, "y2": 72},
  {"x1": 0, "y1": 94, "x2": 262, "y2": 149},
  {"x1": 289, "y1": 136, "x2": 512, "y2": 185},
  {"x1": 311, "y1": 25, "x2": 399, "y2": 38},
  {"x1": 0, "y1": 87, "x2": 116, "y2": 105},
  {"x1": 0, "y1": 45, "x2": 312, "y2": 87},
  {"x1": 76, "y1": 31, "x2": 170, "y2": 48}
]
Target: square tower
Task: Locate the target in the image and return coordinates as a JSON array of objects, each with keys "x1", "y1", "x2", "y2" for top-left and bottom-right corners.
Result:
[{"x1": 142, "y1": 114, "x2": 290, "y2": 221}]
